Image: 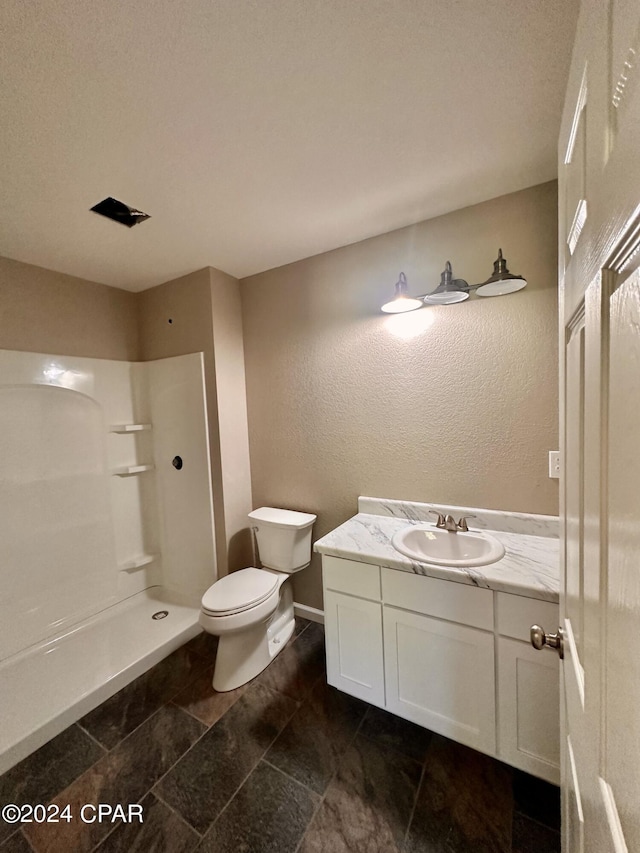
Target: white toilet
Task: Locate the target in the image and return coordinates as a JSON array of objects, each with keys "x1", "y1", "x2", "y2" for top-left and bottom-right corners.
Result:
[{"x1": 199, "y1": 507, "x2": 316, "y2": 692}]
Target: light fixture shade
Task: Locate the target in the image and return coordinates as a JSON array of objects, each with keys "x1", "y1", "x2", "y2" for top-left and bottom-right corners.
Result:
[
  {"x1": 423, "y1": 261, "x2": 470, "y2": 305},
  {"x1": 475, "y1": 249, "x2": 527, "y2": 297},
  {"x1": 381, "y1": 272, "x2": 424, "y2": 313},
  {"x1": 423, "y1": 290, "x2": 469, "y2": 304}
]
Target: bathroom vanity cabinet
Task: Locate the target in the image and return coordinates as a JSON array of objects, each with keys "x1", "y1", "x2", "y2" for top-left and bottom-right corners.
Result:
[{"x1": 322, "y1": 554, "x2": 560, "y2": 783}]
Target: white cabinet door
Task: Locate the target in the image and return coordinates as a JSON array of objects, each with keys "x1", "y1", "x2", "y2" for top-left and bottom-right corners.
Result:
[
  {"x1": 323, "y1": 590, "x2": 385, "y2": 706},
  {"x1": 383, "y1": 607, "x2": 495, "y2": 755},
  {"x1": 497, "y1": 637, "x2": 560, "y2": 784}
]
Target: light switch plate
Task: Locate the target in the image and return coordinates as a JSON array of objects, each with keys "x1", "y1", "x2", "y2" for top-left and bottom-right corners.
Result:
[{"x1": 548, "y1": 451, "x2": 560, "y2": 479}]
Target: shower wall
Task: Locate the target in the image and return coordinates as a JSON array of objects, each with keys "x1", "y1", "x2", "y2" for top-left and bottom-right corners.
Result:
[{"x1": 0, "y1": 349, "x2": 215, "y2": 662}]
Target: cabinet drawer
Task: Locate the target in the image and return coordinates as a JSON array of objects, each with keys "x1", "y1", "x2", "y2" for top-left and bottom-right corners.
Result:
[
  {"x1": 496, "y1": 592, "x2": 559, "y2": 642},
  {"x1": 323, "y1": 555, "x2": 381, "y2": 600},
  {"x1": 381, "y1": 568, "x2": 493, "y2": 630}
]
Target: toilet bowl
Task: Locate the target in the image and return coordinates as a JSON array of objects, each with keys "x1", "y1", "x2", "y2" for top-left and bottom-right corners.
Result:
[{"x1": 199, "y1": 507, "x2": 316, "y2": 692}]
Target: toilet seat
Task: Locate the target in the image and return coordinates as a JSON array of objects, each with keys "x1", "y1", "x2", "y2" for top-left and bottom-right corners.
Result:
[{"x1": 201, "y1": 567, "x2": 279, "y2": 616}]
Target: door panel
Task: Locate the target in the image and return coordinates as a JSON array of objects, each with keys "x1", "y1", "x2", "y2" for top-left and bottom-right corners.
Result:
[
  {"x1": 565, "y1": 736, "x2": 585, "y2": 853},
  {"x1": 563, "y1": 69, "x2": 587, "y2": 259},
  {"x1": 565, "y1": 319, "x2": 585, "y2": 678},
  {"x1": 604, "y1": 270, "x2": 640, "y2": 850}
]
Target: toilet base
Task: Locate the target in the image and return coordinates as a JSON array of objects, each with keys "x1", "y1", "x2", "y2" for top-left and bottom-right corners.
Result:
[{"x1": 212, "y1": 582, "x2": 295, "y2": 692}]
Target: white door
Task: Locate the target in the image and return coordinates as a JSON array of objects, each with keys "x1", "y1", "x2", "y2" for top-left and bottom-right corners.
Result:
[{"x1": 553, "y1": 1, "x2": 640, "y2": 850}]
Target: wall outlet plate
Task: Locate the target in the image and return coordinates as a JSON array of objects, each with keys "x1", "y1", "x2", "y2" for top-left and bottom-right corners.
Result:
[{"x1": 548, "y1": 451, "x2": 560, "y2": 479}]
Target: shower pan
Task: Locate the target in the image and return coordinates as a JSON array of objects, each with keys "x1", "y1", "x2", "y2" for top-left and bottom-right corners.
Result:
[{"x1": 0, "y1": 349, "x2": 216, "y2": 773}]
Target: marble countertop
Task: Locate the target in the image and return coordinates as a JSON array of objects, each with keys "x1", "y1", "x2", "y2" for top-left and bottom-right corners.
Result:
[{"x1": 314, "y1": 499, "x2": 559, "y2": 602}]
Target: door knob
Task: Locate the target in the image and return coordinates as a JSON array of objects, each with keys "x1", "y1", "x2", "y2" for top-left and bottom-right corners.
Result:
[{"x1": 530, "y1": 624, "x2": 564, "y2": 659}]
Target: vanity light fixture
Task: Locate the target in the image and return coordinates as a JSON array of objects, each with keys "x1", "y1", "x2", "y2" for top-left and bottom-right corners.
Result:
[
  {"x1": 475, "y1": 249, "x2": 527, "y2": 297},
  {"x1": 380, "y1": 272, "x2": 424, "y2": 313},
  {"x1": 381, "y1": 249, "x2": 527, "y2": 313},
  {"x1": 422, "y1": 261, "x2": 470, "y2": 305}
]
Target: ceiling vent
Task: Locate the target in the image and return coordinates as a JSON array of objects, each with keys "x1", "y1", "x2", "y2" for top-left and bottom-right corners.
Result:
[{"x1": 90, "y1": 197, "x2": 150, "y2": 228}]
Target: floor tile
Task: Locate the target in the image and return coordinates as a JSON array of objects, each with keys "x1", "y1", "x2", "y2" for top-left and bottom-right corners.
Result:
[
  {"x1": 183, "y1": 631, "x2": 219, "y2": 660},
  {"x1": 359, "y1": 705, "x2": 433, "y2": 764},
  {"x1": 298, "y1": 733, "x2": 422, "y2": 853},
  {"x1": 265, "y1": 677, "x2": 366, "y2": 794},
  {"x1": 198, "y1": 760, "x2": 318, "y2": 853},
  {"x1": 24, "y1": 705, "x2": 205, "y2": 853},
  {"x1": 292, "y1": 617, "x2": 312, "y2": 637},
  {"x1": 171, "y1": 667, "x2": 247, "y2": 728},
  {"x1": 254, "y1": 622, "x2": 326, "y2": 701},
  {"x1": 512, "y1": 770, "x2": 561, "y2": 832},
  {"x1": 78, "y1": 645, "x2": 210, "y2": 749},
  {"x1": 0, "y1": 831, "x2": 32, "y2": 853},
  {"x1": 154, "y1": 681, "x2": 298, "y2": 835},
  {"x1": 0, "y1": 725, "x2": 105, "y2": 843},
  {"x1": 1, "y1": 628, "x2": 557, "y2": 853},
  {"x1": 95, "y1": 792, "x2": 199, "y2": 853},
  {"x1": 405, "y1": 735, "x2": 513, "y2": 853},
  {"x1": 512, "y1": 812, "x2": 561, "y2": 853},
  {"x1": 172, "y1": 617, "x2": 310, "y2": 729}
]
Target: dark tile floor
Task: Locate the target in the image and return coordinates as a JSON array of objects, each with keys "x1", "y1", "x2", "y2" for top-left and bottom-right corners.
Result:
[{"x1": 0, "y1": 620, "x2": 561, "y2": 853}]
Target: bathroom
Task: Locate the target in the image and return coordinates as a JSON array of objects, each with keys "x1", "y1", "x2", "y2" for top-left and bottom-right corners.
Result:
[{"x1": 2, "y1": 0, "x2": 639, "y2": 851}]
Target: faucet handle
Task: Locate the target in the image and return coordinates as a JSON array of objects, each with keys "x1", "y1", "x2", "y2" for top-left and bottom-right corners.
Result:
[
  {"x1": 456, "y1": 515, "x2": 476, "y2": 532},
  {"x1": 428, "y1": 510, "x2": 446, "y2": 528}
]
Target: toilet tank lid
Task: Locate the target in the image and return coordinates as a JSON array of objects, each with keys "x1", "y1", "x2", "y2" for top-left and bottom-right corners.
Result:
[{"x1": 248, "y1": 507, "x2": 317, "y2": 529}]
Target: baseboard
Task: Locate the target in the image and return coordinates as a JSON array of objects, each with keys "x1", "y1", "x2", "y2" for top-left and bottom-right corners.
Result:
[{"x1": 293, "y1": 603, "x2": 324, "y2": 625}]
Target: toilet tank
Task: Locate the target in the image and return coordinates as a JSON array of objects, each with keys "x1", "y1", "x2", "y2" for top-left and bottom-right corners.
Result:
[{"x1": 248, "y1": 507, "x2": 317, "y2": 572}]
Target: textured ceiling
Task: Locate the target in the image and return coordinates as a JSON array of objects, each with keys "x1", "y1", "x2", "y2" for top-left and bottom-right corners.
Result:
[{"x1": 0, "y1": 0, "x2": 579, "y2": 291}]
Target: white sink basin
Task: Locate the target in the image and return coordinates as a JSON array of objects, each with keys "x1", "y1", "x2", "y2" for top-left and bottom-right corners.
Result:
[{"x1": 391, "y1": 524, "x2": 505, "y2": 568}]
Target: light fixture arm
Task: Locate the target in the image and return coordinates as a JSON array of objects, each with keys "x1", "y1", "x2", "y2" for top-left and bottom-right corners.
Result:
[
  {"x1": 380, "y1": 271, "x2": 425, "y2": 313},
  {"x1": 436, "y1": 260, "x2": 470, "y2": 292},
  {"x1": 469, "y1": 248, "x2": 526, "y2": 290},
  {"x1": 394, "y1": 271, "x2": 410, "y2": 297},
  {"x1": 490, "y1": 248, "x2": 509, "y2": 279}
]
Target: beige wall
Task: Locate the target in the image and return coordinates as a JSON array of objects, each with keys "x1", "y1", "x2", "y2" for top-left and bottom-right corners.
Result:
[
  {"x1": 137, "y1": 268, "x2": 214, "y2": 363},
  {"x1": 210, "y1": 270, "x2": 254, "y2": 571},
  {"x1": 0, "y1": 256, "x2": 138, "y2": 360},
  {"x1": 138, "y1": 267, "x2": 253, "y2": 575},
  {"x1": 240, "y1": 181, "x2": 559, "y2": 609},
  {"x1": 0, "y1": 256, "x2": 254, "y2": 580}
]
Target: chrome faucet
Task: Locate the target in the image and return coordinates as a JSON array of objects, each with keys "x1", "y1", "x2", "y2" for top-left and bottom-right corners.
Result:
[{"x1": 428, "y1": 510, "x2": 476, "y2": 532}]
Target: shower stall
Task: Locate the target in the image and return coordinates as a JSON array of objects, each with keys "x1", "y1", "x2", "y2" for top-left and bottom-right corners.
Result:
[{"x1": 0, "y1": 348, "x2": 216, "y2": 774}]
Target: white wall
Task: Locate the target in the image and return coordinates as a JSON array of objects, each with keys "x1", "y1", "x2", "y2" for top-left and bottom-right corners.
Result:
[{"x1": 146, "y1": 353, "x2": 216, "y2": 597}]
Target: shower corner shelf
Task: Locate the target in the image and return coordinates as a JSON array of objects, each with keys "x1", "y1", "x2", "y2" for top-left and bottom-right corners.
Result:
[
  {"x1": 112, "y1": 464, "x2": 155, "y2": 476},
  {"x1": 110, "y1": 423, "x2": 152, "y2": 433},
  {"x1": 118, "y1": 554, "x2": 158, "y2": 572}
]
